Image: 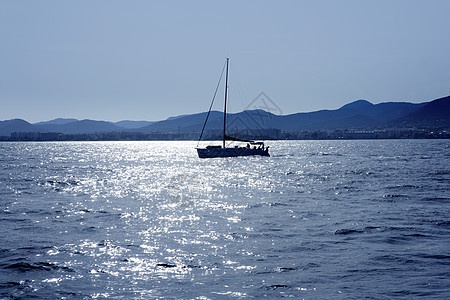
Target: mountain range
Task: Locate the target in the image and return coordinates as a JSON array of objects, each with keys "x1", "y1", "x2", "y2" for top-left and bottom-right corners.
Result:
[{"x1": 1, "y1": 95, "x2": 449, "y2": 137}]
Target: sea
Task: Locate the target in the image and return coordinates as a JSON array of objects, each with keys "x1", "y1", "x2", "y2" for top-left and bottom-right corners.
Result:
[{"x1": 1, "y1": 140, "x2": 449, "y2": 299}]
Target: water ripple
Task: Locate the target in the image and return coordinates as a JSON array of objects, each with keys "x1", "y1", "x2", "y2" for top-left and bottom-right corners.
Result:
[{"x1": 1, "y1": 140, "x2": 449, "y2": 299}]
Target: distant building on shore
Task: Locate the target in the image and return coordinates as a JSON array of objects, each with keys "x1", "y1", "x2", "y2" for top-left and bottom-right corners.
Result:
[{"x1": 3, "y1": 128, "x2": 449, "y2": 141}]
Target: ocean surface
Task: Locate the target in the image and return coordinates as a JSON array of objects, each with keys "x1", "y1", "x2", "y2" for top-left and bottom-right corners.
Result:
[{"x1": 1, "y1": 140, "x2": 449, "y2": 299}]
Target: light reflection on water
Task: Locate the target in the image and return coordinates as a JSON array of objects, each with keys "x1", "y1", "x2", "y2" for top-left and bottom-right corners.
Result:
[{"x1": 1, "y1": 140, "x2": 450, "y2": 298}]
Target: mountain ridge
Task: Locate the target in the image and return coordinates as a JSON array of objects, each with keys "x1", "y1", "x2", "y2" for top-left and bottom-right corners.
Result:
[{"x1": 1, "y1": 96, "x2": 448, "y2": 137}]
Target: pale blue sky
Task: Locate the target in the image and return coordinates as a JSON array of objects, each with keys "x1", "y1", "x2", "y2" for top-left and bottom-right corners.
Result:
[{"x1": 1, "y1": 0, "x2": 449, "y2": 122}]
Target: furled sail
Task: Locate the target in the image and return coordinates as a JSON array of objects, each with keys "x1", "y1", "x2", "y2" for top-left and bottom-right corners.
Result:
[{"x1": 224, "y1": 135, "x2": 254, "y2": 143}]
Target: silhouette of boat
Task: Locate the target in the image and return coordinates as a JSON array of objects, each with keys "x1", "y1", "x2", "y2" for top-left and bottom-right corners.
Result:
[{"x1": 196, "y1": 58, "x2": 270, "y2": 158}]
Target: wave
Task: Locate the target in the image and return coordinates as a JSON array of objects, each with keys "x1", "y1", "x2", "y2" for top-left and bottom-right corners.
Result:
[{"x1": 4, "y1": 261, "x2": 73, "y2": 273}]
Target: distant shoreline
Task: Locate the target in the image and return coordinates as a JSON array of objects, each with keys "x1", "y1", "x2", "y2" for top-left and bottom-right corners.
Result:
[{"x1": 1, "y1": 136, "x2": 449, "y2": 142}]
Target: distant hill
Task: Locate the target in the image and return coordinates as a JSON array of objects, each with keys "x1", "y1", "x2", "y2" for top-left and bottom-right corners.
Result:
[
  {"x1": 0, "y1": 119, "x2": 38, "y2": 136},
  {"x1": 114, "y1": 120, "x2": 155, "y2": 129},
  {"x1": 138, "y1": 100, "x2": 427, "y2": 132},
  {"x1": 34, "y1": 118, "x2": 155, "y2": 131},
  {"x1": 34, "y1": 118, "x2": 79, "y2": 126},
  {"x1": 0, "y1": 95, "x2": 448, "y2": 137},
  {"x1": 393, "y1": 95, "x2": 450, "y2": 128},
  {"x1": 138, "y1": 109, "x2": 282, "y2": 133},
  {"x1": 270, "y1": 100, "x2": 426, "y2": 130},
  {"x1": 139, "y1": 111, "x2": 223, "y2": 133},
  {"x1": 338, "y1": 100, "x2": 426, "y2": 123},
  {"x1": 36, "y1": 120, "x2": 125, "y2": 134}
]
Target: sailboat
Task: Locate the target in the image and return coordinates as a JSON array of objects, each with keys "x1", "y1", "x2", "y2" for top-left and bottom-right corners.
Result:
[{"x1": 196, "y1": 58, "x2": 270, "y2": 158}]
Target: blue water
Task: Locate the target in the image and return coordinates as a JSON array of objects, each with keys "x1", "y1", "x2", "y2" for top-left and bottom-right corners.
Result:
[{"x1": 1, "y1": 140, "x2": 449, "y2": 299}]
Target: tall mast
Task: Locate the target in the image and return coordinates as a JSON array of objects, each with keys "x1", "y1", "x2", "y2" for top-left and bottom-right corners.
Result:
[{"x1": 223, "y1": 57, "x2": 229, "y2": 148}]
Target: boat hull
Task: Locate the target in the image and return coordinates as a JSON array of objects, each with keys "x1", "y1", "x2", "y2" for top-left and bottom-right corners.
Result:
[{"x1": 197, "y1": 147, "x2": 269, "y2": 158}]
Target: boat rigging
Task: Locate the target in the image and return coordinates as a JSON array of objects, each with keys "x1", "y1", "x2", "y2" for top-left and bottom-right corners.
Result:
[{"x1": 196, "y1": 58, "x2": 270, "y2": 158}]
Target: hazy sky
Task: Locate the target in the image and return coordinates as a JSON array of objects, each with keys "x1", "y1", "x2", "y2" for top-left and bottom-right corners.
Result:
[{"x1": 1, "y1": 0, "x2": 450, "y2": 123}]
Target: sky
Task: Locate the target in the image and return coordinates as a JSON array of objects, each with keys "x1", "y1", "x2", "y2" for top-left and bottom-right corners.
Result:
[{"x1": 1, "y1": 0, "x2": 450, "y2": 123}]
